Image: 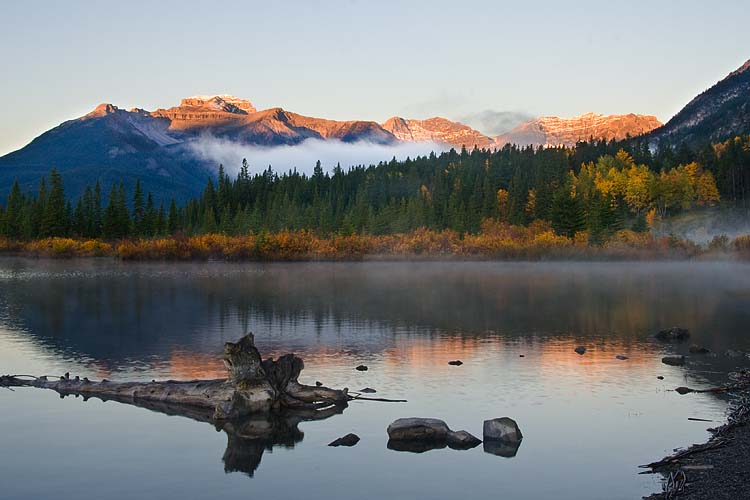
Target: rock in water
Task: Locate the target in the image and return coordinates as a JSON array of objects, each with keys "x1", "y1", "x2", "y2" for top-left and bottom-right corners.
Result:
[
  {"x1": 483, "y1": 417, "x2": 523, "y2": 457},
  {"x1": 448, "y1": 360, "x2": 463, "y2": 366},
  {"x1": 355, "y1": 365, "x2": 368, "y2": 371},
  {"x1": 575, "y1": 346, "x2": 586, "y2": 355},
  {"x1": 483, "y1": 417, "x2": 523, "y2": 443},
  {"x1": 359, "y1": 387, "x2": 377, "y2": 393},
  {"x1": 662, "y1": 355, "x2": 686, "y2": 366},
  {"x1": 689, "y1": 345, "x2": 710, "y2": 354},
  {"x1": 328, "y1": 433, "x2": 360, "y2": 447},
  {"x1": 447, "y1": 430, "x2": 482, "y2": 450},
  {"x1": 655, "y1": 327, "x2": 690, "y2": 341},
  {"x1": 615, "y1": 355, "x2": 629, "y2": 360},
  {"x1": 387, "y1": 418, "x2": 450, "y2": 441}
]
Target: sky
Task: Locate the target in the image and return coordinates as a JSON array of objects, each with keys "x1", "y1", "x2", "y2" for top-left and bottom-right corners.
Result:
[{"x1": 1, "y1": 0, "x2": 749, "y2": 155}]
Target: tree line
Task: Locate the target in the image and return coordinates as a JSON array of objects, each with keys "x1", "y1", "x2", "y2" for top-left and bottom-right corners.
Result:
[{"x1": 1, "y1": 136, "x2": 743, "y2": 242}]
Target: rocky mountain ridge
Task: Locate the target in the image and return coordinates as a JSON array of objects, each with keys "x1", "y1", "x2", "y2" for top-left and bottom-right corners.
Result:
[{"x1": 495, "y1": 112, "x2": 662, "y2": 147}]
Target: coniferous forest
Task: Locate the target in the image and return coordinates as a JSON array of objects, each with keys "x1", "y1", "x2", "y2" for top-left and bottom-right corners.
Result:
[{"x1": 1, "y1": 137, "x2": 750, "y2": 259}]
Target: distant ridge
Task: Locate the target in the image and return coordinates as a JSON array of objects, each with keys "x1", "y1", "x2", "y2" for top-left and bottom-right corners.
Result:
[
  {"x1": 494, "y1": 112, "x2": 662, "y2": 148},
  {"x1": 648, "y1": 59, "x2": 750, "y2": 147}
]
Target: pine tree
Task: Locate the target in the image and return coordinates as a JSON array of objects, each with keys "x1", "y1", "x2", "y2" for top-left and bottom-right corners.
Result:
[
  {"x1": 167, "y1": 198, "x2": 178, "y2": 234},
  {"x1": 132, "y1": 179, "x2": 144, "y2": 236},
  {"x1": 3, "y1": 181, "x2": 24, "y2": 238},
  {"x1": 41, "y1": 169, "x2": 67, "y2": 236}
]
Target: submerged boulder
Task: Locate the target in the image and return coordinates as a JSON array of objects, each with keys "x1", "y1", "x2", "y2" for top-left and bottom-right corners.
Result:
[
  {"x1": 662, "y1": 355, "x2": 686, "y2": 366},
  {"x1": 387, "y1": 417, "x2": 450, "y2": 441},
  {"x1": 655, "y1": 327, "x2": 690, "y2": 341},
  {"x1": 447, "y1": 430, "x2": 482, "y2": 450},
  {"x1": 387, "y1": 439, "x2": 446, "y2": 453}
]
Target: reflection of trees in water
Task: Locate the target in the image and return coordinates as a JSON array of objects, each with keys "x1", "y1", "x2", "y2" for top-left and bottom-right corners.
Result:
[{"x1": 1, "y1": 261, "x2": 749, "y2": 368}]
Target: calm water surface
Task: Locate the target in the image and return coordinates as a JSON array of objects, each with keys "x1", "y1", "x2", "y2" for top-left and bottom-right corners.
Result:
[{"x1": 1, "y1": 259, "x2": 749, "y2": 500}]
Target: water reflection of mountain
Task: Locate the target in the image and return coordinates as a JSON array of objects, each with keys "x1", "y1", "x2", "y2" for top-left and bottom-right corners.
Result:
[{"x1": 1, "y1": 259, "x2": 749, "y2": 376}]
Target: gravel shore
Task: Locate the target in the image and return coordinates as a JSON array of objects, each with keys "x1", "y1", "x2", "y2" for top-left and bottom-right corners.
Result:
[{"x1": 645, "y1": 373, "x2": 750, "y2": 499}]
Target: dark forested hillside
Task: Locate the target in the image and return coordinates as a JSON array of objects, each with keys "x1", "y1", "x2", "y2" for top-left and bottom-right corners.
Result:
[{"x1": 3, "y1": 135, "x2": 743, "y2": 244}]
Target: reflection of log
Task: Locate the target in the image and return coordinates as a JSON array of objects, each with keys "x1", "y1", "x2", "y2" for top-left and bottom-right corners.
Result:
[
  {"x1": 1, "y1": 333, "x2": 349, "y2": 420},
  {"x1": 1, "y1": 334, "x2": 353, "y2": 477}
]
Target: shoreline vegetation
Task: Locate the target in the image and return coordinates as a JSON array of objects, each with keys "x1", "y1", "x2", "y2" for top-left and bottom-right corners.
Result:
[{"x1": 2, "y1": 220, "x2": 750, "y2": 261}]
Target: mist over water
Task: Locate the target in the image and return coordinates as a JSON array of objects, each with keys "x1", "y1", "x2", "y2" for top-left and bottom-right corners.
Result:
[
  {"x1": 187, "y1": 136, "x2": 447, "y2": 175},
  {"x1": 1, "y1": 260, "x2": 749, "y2": 499}
]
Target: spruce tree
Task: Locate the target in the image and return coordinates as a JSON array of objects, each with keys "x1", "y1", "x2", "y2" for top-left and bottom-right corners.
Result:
[{"x1": 41, "y1": 169, "x2": 67, "y2": 237}]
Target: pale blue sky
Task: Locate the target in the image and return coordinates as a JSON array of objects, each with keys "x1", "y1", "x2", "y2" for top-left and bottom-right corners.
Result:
[{"x1": 1, "y1": 0, "x2": 748, "y2": 154}]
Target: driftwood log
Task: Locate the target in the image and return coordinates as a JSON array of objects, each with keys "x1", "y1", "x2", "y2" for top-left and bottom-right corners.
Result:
[{"x1": 1, "y1": 333, "x2": 349, "y2": 420}]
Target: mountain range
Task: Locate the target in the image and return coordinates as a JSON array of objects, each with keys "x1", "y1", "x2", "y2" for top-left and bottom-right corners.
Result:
[
  {"x1": 648, "y1": 59, "x2": 750, "y2": 147},
  {"x1": 1, "y1": 58, "x2": 748, "y2": 202}
]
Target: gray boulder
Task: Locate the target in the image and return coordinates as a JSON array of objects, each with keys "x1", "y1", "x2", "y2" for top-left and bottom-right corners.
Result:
[
  {"x1": 447, "y1": 430, "x2": 482, "y2": 450},
  {"x1": 483, "y1": 417, "x2": 523, "y2": 443},
  {"x1": 387, "y1": 417, "x2": 450, "y2": 441},
  {"x1": 483, "y1": 417, "x2": 523, "y2": 458}
]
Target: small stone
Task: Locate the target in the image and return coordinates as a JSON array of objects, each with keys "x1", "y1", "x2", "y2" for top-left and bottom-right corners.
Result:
[
  {"x1": 447, "y1": 430, "x2": 482, "y2": 450},
  {"x1": 359, "y1": 387, "x2": 377, "y2": 393},
  {"x1": 448, "y1": 360, "x2": 463, "y2": 366},
  {"x1": 575, "y1": 346, "x2": 586, "y2": 355},
  {"x1": 657, "y1": 376, "x2": 665, "y2": 380},
  {"x1": 615, "y1": 355, "x2": 629, "y2": 360},
  {"x1": 315, "y1": 381, "x2": 323, "y2": 387},
  {"x1": 655, "y1": 327, "x2": 690, "y2": 341},
  {"x1": 328, "y1": 433, "x2": 360, "y2": 447},
  {"x1": 355, "y1": 365, "x2": 368, "y2": 371},
  {"x1": 519, "y1": 354, "x2": 525, "y2": 358},
  {"x1": 662, "y1": 355, "x2": 686, "y2": 366}
]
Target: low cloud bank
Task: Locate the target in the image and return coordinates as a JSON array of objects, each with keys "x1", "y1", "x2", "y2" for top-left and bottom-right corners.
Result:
[{"x1": 188, "y1": 136, "x2": 447, "y2": 176}]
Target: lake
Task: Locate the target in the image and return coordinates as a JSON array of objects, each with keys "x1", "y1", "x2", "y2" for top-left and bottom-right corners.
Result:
[{"x1": 1, "y1": 259, "x2": 749, "y2": 500}]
